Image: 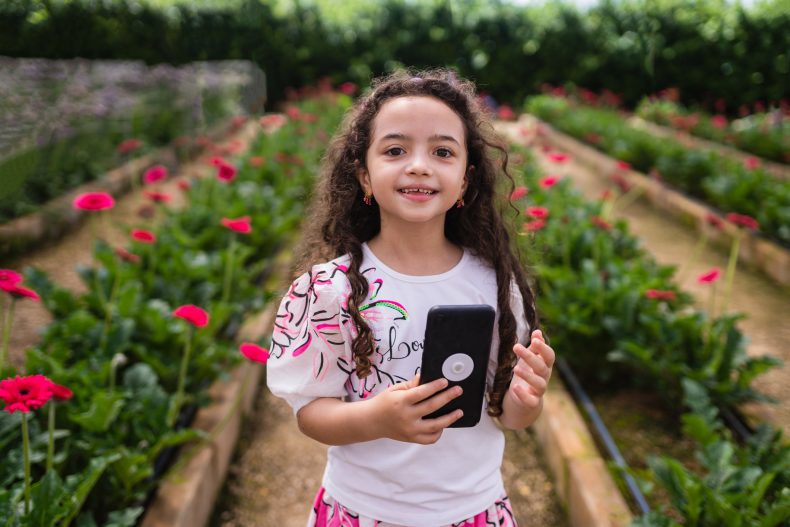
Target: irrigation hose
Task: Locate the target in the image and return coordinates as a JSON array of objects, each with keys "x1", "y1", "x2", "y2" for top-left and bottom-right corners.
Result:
[{"x1": 555, "y1": 357, "x2": 652, "y2": 515}]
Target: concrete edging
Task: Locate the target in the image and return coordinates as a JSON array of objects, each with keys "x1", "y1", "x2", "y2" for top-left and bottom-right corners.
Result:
[
  {"x1": 533, "y1": 377, "x2": 633, "y2": 527},
  {"x1": 532, "y1": 116, "x2": 790, "y2": 287}
]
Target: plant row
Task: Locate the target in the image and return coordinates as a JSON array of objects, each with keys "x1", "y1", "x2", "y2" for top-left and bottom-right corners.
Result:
[
  {"x1": 508, "y1": 145, "x2": 789, "y2": 524},
  {"x1": 0, "y1": 92, "x2": 350, "y2": 525},
  {"x1": 0, "y1": 59, "x2": 256, "y2": 223},
  {"x1": 1, "y1": 0, "x2": 788, "y2": 110},
  {"x1": 525, "y1": 94, "x2": 790, "y2": 248},
  {"x1": 635, "y1": 95, "x2": 789, "y2": 165}
]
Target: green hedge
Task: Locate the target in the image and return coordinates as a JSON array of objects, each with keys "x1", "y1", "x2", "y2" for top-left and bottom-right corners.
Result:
[{"x1": 2, "y1": 0, "x2": 788, "y2": 110}]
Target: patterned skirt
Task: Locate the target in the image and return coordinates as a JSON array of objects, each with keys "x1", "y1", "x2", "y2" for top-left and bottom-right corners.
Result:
[{"x1": 306, "y1": 487, "x2": 519, "y2": 527}]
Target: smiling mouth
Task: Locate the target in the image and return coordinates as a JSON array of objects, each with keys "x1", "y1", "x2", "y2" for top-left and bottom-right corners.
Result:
[{"x1": 399, "y1": 188, "x2": 436, "y2": 195}]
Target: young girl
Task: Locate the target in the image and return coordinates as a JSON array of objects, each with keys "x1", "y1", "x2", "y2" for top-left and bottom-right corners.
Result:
[{"x1": 267, "y1": 68, "x2": 555, "y2": 527}]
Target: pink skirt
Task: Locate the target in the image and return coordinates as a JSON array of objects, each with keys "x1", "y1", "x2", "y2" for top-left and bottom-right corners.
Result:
[{"x1": 306, "y1": 487, "x2": 518, "y2": 527}]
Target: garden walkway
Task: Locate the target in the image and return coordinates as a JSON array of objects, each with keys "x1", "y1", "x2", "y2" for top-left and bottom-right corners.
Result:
[{"x1": 499, "y1": 117, "x2": 790, "y2": 437}]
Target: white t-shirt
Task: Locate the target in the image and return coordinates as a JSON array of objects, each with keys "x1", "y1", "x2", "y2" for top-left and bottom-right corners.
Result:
[{"x1": 267, "y1": 242, "x2": 529, "y2": 526}]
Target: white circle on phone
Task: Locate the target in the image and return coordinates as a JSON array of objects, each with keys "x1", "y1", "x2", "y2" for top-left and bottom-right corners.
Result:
[{"x1": 442, "y1": 353, "x2": 474, "y2": 382}]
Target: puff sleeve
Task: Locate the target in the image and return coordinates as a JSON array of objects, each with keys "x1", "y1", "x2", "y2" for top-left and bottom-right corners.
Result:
[{"x1": 267, "y1": 266, "x2": 354, "y2": 415}]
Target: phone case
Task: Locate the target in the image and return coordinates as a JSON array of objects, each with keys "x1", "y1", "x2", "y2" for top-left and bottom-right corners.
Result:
[{"x1": 419, "y1": 304, "x2": 496, "y2": 428}]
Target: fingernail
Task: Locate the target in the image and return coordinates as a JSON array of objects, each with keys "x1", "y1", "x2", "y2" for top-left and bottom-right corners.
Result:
[{"x1": 455, "y1": 386, "x2": 463, "y2": 395}]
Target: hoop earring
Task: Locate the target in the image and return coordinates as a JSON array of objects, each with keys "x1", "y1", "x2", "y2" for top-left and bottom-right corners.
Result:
[
  {"x1": 363, "y1": 193, "x2": 373, "y2": 206},
  {"x1": 456, "y1": 198, "x2": 465, "y2": 208}
]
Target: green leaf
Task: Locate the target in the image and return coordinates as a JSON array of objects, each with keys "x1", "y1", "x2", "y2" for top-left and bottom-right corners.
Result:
[
  {"x1": 68, "y1": 392, "x2": 125, "y2": 432},
  {"x1": 61, "y1": 453, "x2": 120, "y2": 525},
  {"x1": 28, "y1": 471, "x2": 68, "y2": 527},
  {"x1": 104, "y1": 507, "x2": 144, "y2": 527}
]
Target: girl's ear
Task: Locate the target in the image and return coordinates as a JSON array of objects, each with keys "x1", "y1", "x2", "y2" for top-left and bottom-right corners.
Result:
[
  {"x1": 355, "y1": 159, "x2": 371, "y2": 193},
  {"x1": 462, "y1": 164, "x2": 475, "y2": 195}
]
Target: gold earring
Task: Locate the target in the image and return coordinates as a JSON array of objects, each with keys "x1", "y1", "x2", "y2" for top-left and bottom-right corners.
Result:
[
  {"x1": 456, "y1": 198, "x2": 465, "y2": 208},
  {"x1": 363, "y1": 193, "x2": 373, "y2": 206}
]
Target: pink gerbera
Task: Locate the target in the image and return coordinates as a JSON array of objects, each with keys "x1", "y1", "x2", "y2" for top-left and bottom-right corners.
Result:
[{"x1": 0, "y1": 375, "x2": 54, "y2": 414}]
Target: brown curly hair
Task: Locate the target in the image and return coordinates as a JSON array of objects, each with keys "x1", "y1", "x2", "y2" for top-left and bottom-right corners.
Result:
[{"x1": 293, "y1": 67, "x2": 539, "y2": 417}]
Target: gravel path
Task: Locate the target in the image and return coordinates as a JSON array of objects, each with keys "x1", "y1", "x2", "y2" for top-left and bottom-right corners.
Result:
[{"x1": 500, "y1": 117, "x2": 790, "y2": 436}]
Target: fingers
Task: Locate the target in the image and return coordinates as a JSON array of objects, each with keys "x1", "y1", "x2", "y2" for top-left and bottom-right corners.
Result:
[
  {"x1": 416, "y1": 409, "x2": 464, "y2": 443},
  {"x1": 509, "y1": 381, "x2": 541, "y2": 409},
  {"x1": 416, "y1": 384, "x2": 462, "y2": 416},
  {"x1": 513, "y1": 363, "x2": 547, "y2": 395},
  {"x1": 404, "y1": 376, "x2": 450, "y2": 403}
]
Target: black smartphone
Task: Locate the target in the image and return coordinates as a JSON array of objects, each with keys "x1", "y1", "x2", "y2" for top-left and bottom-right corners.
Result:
[{"x1": 419, "y1": 304, "x2": 496, "y2": 428}]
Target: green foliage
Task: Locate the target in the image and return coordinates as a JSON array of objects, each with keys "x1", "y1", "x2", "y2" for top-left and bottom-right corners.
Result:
[
  {"x1": 1, "y1": 0, "x2": 788, "y2": 110},
  {"x1": 526, "y1": 94, "x2": 790, "y2": 247},
  {"x1": 0, "y1": 93, "x2": 351, "y2": 522}
]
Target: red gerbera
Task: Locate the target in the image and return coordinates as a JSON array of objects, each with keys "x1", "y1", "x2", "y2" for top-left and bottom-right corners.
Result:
[
  {"x1": 522, "y1": 219, "x2": 546, "y2": 232},
  {"x1": 509, "y1": 186, "x2": 529, "y2": 201},
  {"x1": 339, "y1": 82, "x2": 357, "y2": 95},
  {"x1": 73, "y1": 192, "x2": 115, "y2": 211},
  {"x1": 173, "y1": 305, "x2": 210, "y2": 328},
  {"x1": 131, "y1": 229, "x2": 156, "y2": 243},
  {"x1": 547, "y1": 152, "x2": 570, "y2": 164},
  {"x1": 143, "y1": 190, "x2": 171, "y2": 203},
  {"x1": 526, "y1": 206, "x2": 549, "y2": 219},
  {"x1": 217, "y1": 163, "x2": 237, "y2": 183},
  {"x1": 697, "y1": 268, "x2": 721, "y2": 284},
  {"x1": 0, "y1": 375, "x2": 54, "y2": 414},
  {"x1": 143, "y1": 165, "x2": 168, "y2": 185},
  {"x1": 239, "y1": 343, "x2": 270, "y2": 364},
  {"x1": 0, "y1": 269, "x2": 22, "y2": 288},
  {"x1": 117, "y1": 138, "x2": 142, "y2": 154},
  {"x1": 539, "y1": 175, "x2": 560, "y2": 188},
  {"x1": 645, "y1": 289, "x2": 676, "y2": 301},
  {"x1": 1, "y1": 284, "x2": 40, "y2": 300},
  {"x1": 221, "y1": 216, "x2": 252, "y2": 234},
  {"x1": 725, "y1": 213, "x2": 759, "y2": 230},
  {"x1": 591, "y1": 216, "x2": 612, "y2": 231},
  {"x1": 49, "y1": 382, "x2": 73, "y2": 402}
]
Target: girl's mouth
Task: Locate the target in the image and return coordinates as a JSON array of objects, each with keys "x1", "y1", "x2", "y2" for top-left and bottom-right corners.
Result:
[{"x1": 398, "y1": 188, "x2": 437, "y2": 201}]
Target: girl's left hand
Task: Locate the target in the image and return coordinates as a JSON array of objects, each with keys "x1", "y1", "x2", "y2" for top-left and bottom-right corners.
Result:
[{"x1": 509, "y1": 329, "x2": 555, "y2": 409}]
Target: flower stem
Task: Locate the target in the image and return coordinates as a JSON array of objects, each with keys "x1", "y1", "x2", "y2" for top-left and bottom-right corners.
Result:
[
  {"x1": 221, "y1": 237, "x2": 236, "y2": 304},
  {"x1": 22, "y1": 412, "x2": 31, "y2": 514},
  {"x1": 47, "y1": 402, "x2": 55, "y2": 473},
  {"x1": 0, "y1": 299, "x2": 15, "y2": 371},
  {"x1": 172, "y1": 327, "x2": 193, "y2": 427},
  {"x1": 722, "y1": 231, "x2": 741, "y2": 315},
  {"x1": 100, "y1": 267, "x2": 122, "y2": 352}
]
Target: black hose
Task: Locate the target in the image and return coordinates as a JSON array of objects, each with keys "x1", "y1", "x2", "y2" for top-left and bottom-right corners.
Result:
[{"x1": 555, "y1": 357, "x2": 652, "y2": 515}]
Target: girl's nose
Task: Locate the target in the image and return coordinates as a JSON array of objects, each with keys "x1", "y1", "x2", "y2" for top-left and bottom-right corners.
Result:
[{"x1": 406, "y1": 152, "x2": 431, "y2": 176}]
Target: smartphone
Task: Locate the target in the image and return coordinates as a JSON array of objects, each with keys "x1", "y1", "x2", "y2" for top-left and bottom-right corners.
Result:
[{"x1": 419, "y1": 304, "x2": 496, "y2": 428}]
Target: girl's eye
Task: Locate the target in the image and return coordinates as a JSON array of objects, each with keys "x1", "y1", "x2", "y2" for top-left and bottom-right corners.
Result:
[
  {"x1": 385, "y1": 147, "x2": 404, "y2": 156},
  {"x1": 435, "y1": 148, "x2": 453, "y2": 158}
]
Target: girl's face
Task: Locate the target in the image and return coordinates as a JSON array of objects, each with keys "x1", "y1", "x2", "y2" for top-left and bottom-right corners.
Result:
[{"x1": 358, "y1": 96, "x2": 468, "y2": 231}]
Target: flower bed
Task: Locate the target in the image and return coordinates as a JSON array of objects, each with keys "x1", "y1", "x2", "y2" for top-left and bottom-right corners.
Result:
[
  {"x1": 524, "y1": 94, "x2": 790, "y2": 249},
  {"x1": 634, "y1": 96, "x2": 789, "y2": 166},
  {"x1": 0, "y1": 90, "x2": 349, "y2": 525},
  {"x1": 507, "y1": 144, "x2": 790, "y2": 523}
]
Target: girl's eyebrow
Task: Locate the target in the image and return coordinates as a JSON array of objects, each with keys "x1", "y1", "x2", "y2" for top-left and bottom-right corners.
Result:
[{"x1": 377, "y1": 132, "x2": 461, "y2": 146}]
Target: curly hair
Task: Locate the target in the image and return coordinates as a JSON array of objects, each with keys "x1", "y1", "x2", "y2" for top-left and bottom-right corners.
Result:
[{"x1": 292, "y1": 67, "x2": 539, "y2": 417}]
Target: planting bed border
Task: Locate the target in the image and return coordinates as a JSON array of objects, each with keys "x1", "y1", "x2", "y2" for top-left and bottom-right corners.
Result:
[
  {"x1": 0, "y1": 118, "x2": 243, "y2": 259},
  {"x1": 626, "y1": 116, "x2": 790, "y2": 181},
  {"x1": 529, "y1": 115, "x2": 790, "y2": 288}
]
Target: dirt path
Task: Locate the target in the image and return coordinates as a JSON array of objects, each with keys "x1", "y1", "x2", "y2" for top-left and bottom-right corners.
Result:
[
  {"x1": 211, "y1": 386, "x2": 568, "y2": 527},
  {"x1": 500, "y1": 119, "x2": 790, "y2": 436}
]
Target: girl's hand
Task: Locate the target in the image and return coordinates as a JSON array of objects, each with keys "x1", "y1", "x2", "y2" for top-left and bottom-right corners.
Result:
[
  {"x1": 370, "y1": 374, "x2": 463, "y2": 445},
  {"x1": 508, "y1": 329, "x2": 555, "y2": 410}
]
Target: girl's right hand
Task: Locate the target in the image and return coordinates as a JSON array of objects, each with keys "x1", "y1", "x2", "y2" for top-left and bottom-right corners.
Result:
[{"x1": 370, "y1": 374, "x2": 463, "y2": 444}]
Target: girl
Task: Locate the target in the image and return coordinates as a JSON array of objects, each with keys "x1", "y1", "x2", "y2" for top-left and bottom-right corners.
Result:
[{"x1": 267, "y1": 68, "x2": 555, "y2": 527}]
